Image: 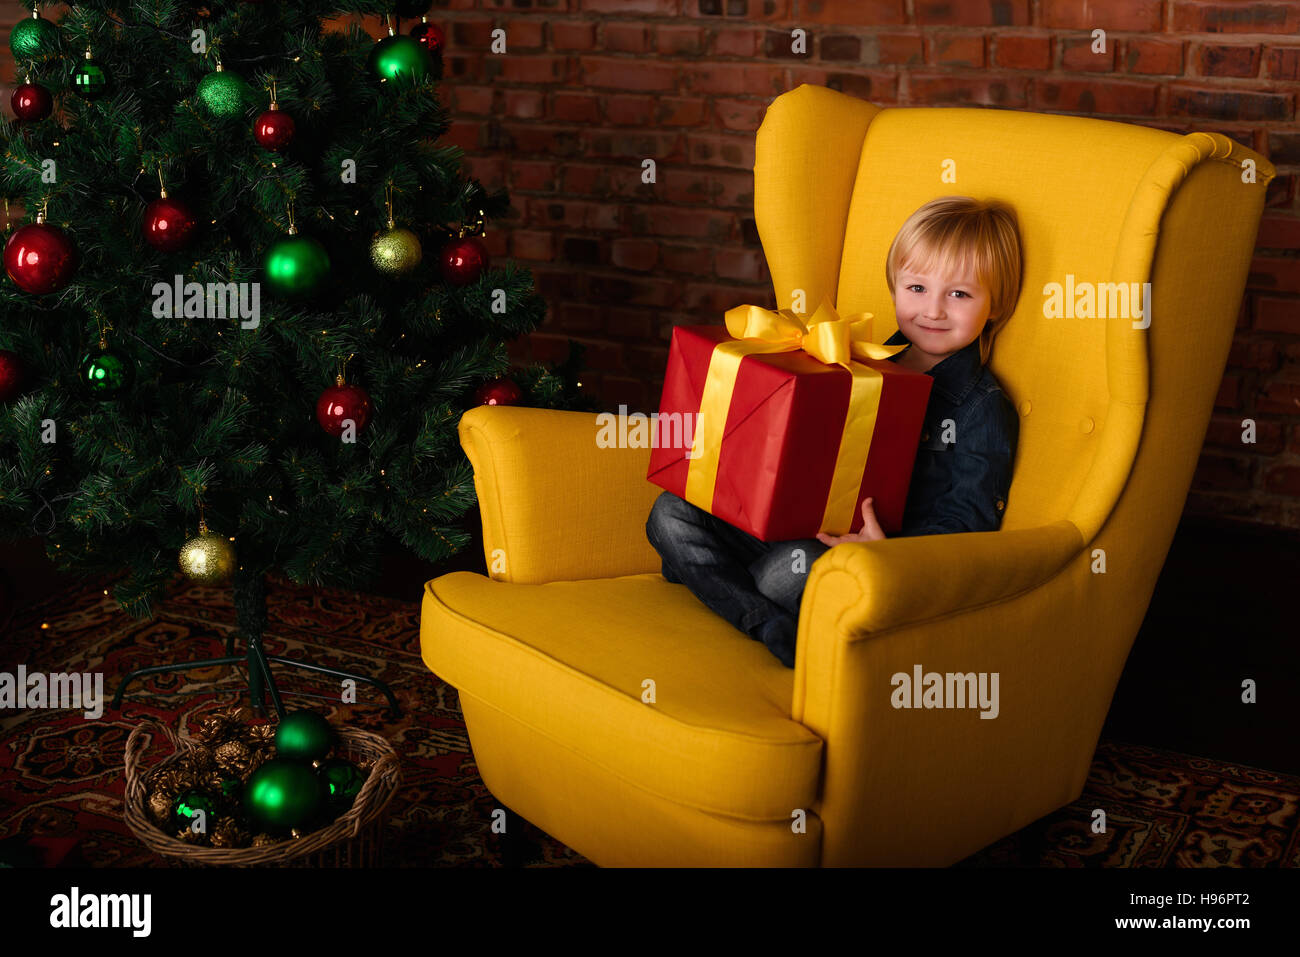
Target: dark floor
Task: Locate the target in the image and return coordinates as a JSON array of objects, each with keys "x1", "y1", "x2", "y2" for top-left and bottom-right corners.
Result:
[{"x1": 3, "y1": 509, "x2": 1298, "y2": 776}]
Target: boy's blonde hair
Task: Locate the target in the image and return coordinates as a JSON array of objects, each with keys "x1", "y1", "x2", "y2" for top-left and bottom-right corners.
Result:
[{"x1": 884, "y1": 195, "x2": 1023, "y2": 367}]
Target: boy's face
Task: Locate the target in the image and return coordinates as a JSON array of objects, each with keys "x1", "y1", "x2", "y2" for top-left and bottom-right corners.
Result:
[{"x1": 894, "y1": 262, "x2": 992, "y2": 370}]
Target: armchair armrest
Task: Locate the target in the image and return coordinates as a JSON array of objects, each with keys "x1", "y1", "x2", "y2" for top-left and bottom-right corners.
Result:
[
  {"x1": 458, "y1": 405, "x2": 664, "y2": 584},
  {"x1": 801, "y1": 521, "x2": 1085, "y2": 634}
]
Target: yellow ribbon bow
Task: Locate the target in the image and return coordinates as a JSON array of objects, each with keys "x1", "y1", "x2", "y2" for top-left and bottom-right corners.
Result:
[{"x1": 685, "y1": 294, "x2": 908, "y2": 537}]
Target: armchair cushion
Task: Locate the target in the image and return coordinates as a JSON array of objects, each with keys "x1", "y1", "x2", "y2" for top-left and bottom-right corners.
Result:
[{"x1": 421, "y1": 571, "x2": 823, "y2": 821}]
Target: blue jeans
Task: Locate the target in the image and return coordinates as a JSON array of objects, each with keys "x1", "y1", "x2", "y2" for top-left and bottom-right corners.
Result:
[{"x1": 644, "y1": 491, "x2": 830, "y2": 668}]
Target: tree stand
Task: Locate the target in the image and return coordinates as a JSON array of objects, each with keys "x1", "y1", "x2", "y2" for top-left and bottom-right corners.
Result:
[{"x1": 111, "y1": 565, "x2": 402, "y2": 721}]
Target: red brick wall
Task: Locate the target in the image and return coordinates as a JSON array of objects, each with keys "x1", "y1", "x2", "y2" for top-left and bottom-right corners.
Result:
[{"x1": 4, "y1": 0, "x2": 1300, "y2": 532}]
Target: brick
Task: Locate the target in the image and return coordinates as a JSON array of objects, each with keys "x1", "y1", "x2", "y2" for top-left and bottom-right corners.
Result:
[
  {"x1": 917, "y1": 0, "x2": 1030, "y2": 25},
  {"x1": 713, "y1": 97, "x2": 768, "y2": 131},
  {"x1": 508, "y1": 21, "x2": 546, "y2": 49},
  {"x1": 561, "y1": 164, "x2": 611, "y2": 197},
  {"x1": 714, "y1": 247, "x2": 769, "y2": 282},
  {"x1": 552, "y1": 92, "x2": 601, "y2": 123},
  {"x1": 585, "y1": 130, "x2": 686, "y2": 161},
  {"x1": 1044, "y1": 0, "x2": 1162, "y2": 30},
  {"x1": 530, "y1": 334, "x2": 625, "y2": 372},
  {"x1": 1266, "y1": 46, "x2": 1300, "y2": 81},
  {"x1": 1214, "y1": 374, "x2": 1241, "y2": 408},
  {"x1": 626, "y1": 345, "x2": 671, "y2": 377},
  {"x1": 911, "y1": 73, "x2": 1030, "y2": 109},
  {"x1": 604, "y1": 22, "x2": 652, "y2": 53},
  {"x1": 1171, "y1": 1, "x2": 1300, "y2": 35},
  {"x1": 1248, "y1": 256, "x2": 1300, "y2": 294},
  {"x1": 1204, "y1": 414, "x2": 1285, "y2": 454},
  {"x1": 583, "y1": 0, "x2": 680, "y2": 14},
  {"x1": 1061, "y1": 36, "x2": 1115, "y2": 72},
  {"x1": 765, "y1": 29, "x2": 809, "y2": 59},
  {"x1": 928, "y1": 34, "x2": 986, "y2": 68},
  {"x1": 658, "y1": 25, "x2": 706, "y2": 55},
  {"x1": 511, "y1": 230, "x2": 555, "y2": 261},
  {"x1": 1228, "y1": 339, "x2": 1280, "y2": 372},
  {"x1": 872, "y1": 32, "x2": 925, "y2": 65},
  {"x1": 682, "y1": 62, "x2": 784, "y2": 95},
  {"x1": 510, "y1": 160, "x2": 558, "y2": 192},
  {"x1": 552, "y1": 21, "x2": 597, "y2": 50},
  {"x1": 1257, "y1": 213, "x2": 1300, "y2": 249},
  {"x1": 798, "y1": 0, "x2": 906, "y2": 25},
  {"x1": 820, "y1": 35, "x2": 862, "y2": 61},
  {"x1": 1123, "y1": 39, "x2": 1186, "y2": 76},
  {"x1": 994, "y1": 35, "x2": 1052, "y2": 71},
  {"x1": 607, "y1": 308, "x2": 657, "y2": 339},
  {"x1": 681, "y1": 282, "x2": 765, "y2": 314},
  {"x1": 1196, "y1": 43, "x2": 1262, "y2": 77},
  {"x1": 581, "y1": 57, "x2": 677, "y2": 91},
  {"x1": 1168, "y1": 85, "x2": 1292, "y2": 121},
  {"x1": 710, "y1": 170, "x2": 755, "y2": 206},
  {"x1": 504, "y1": 89, "x2": 546, "y2": 119},
  {"x1": 686, "y1": 132, "x2": 756, "y2": 169},
  {"x1": 655, "y1": 96, "x2": 710, "y2": 126},
  {"x1": 611, "y1": 239, "x2": 660, "y2": 271},
  {"x1": 664, "y1": 171, "x2": 714, "y2": 204},
  {"x1": 489, "y1": 56, "x2": 567, "y2": 84},
  {"x1": 1192, "y1": 452, "x2": 1254, "y2": 490},
  {"x1": 1032, "y1": 77, "x2": 1157, "y2": 115},
  {"x1": 561, "y1": 237, "x2": 603, "y2": 264},
  {"x1": 495, "y1": 124, "x2": 584, "y2": 157},
  {"x1": 453, "y1": 21, "x2": 496, "y2": 47},
  {"x1": 528, "y1": 198, "x2": 622, "y2": 231},
  {"x1": 642, "y1": 205, "x2": 736, "y2": 239},
  {"x1": 1254, "y1": 295, "x2": 1300, "y2": 333},
  {"x1": 589, "y1": 275, "x2": 679, "y2": 308},
  {"x1": 1265, "y1": 131, "x2": 1300, "y2": 164},
  {"x1": 712, "y1": 28, "x2": 763, "y2": 57},
  {"x1": 443, "y1": 120, "x2": 482, "y2": 150},
  {"x1": 661, "y1": 244, "x2": 717, "y2": 275},
  {"x1": 1263, "y1": 463, "x2": 1300, "y2": 495},
  {"x1": 1265, "y1": 174, "x2": 1294, "y2": 209},
  {"x1": 453, "y1": 86, "x2": 498, "y2": 114},
  {"x1": 558, "y1": 303, "x2": 604, "y2": 333},
  {"x1": 604, "y1": 94, "x2": 655, "y2": 126},
  {"x1": 600, "y1": 376, "x2": 650, "y2": 412},
  {"x1": 805, "y1": 69, "x2": 900, "y2": 102}
]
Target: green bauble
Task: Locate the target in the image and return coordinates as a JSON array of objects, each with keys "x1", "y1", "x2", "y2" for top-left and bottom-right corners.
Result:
[
  {"x1": 9, "y1": 15, "x2": 58, "y2": 58},
  {"x1": 368, "y1": 35, "x2": 431, "y2": 82},
  {"x1": 171, "y1": 789, "x2": 219, "y2": 834},
  {"x1": 263, "y1": 233, "x2": 330, "y2": 298},
  {"x1": 317, "y1": 758, "x2": 365, "y2": 811},
  {"x1": 78, "y1": 349, "x2": 132, "y2": 398},
  {"x1": 244, "y1": 758, "x2": 326, "y2": 832},
  {"x1": 197, "y1": 66, "x2": 249, "y2": 118},
  {"x1": 73, "y1": 57, "x2": 110, "y2": 100},
  {"x1": 274, "y1": 710, "x2": 334, "y2": 762}
]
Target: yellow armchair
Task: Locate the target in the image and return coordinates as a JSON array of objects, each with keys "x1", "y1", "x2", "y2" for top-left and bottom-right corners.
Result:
[{"x1": 420, "y1": 84, "x2": 1275, "y2": 866}]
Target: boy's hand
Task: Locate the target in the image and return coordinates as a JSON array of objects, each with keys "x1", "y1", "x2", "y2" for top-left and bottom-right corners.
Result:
[{"x1": 816, "y1": 497, "x2": 886, "y2": 547}]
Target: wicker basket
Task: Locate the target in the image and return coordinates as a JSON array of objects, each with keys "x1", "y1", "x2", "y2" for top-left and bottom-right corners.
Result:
[{"x1": 124, "y1": 718, "x2": 401, "y2": 867}]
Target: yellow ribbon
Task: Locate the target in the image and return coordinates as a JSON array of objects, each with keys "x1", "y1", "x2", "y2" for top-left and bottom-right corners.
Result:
[{"x1": 685, "y1": 294, "x2": 908, "y2": 536}]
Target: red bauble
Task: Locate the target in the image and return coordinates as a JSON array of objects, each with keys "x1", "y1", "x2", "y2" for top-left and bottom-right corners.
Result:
[
  {"x1": 11, "y1": 82, "x2": 52, "y2": 122},
  {"x1": 439, "y1": 236, "x2": 489, "y2": 287},
  {"x1": 475, "y1": 377, "x2": 522, "y2": 407},
  {"x1": 254, "y1": 106, "x2": 295, "y2": 151},
  {"x1": 0, "y1": 350, "x2": 26, "y2": 402},
  {"x1": 316, "y1": 378, "x2": 372, "y2": 437},
  {"x1": 4, "y1": 221, "x2": 77, "y2": 295},
  {"x1": 143, "y1": 196, "x2": 198, "y2": 252},
  {"x1": 410, "y1": 20, "x2": 445, "y2": 56}
]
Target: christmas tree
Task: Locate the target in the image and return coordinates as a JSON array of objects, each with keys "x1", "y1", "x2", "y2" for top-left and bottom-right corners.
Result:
[{"x1": 0, "y1": 1, "x2": 592, "y2": 704}]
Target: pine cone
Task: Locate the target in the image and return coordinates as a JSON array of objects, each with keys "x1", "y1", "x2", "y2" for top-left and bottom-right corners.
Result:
[
  {"x1": 244, "y1": 721, "x2": 276, "y2": 748},
  {"x1": 182, "y1": 743, "x2": 216, "y2": 773},
  {"x1": 195, "y1": 709, "x2": 245, "y2": 745},
  {"x1": 176, "y1": 826, "x2": 208, "y2": 846},
  {"x1": 148, "y1": 788, "x2": 178, "y2": 825},
  {"x1": 251, "y1": 833, "x2": 277, "y2": 847},
  {"x1": 214, "y1": 740, "x2": 252, "y2": 776},
  {"x1": 210, "y1": 817, "x2": 250, "y2": 849}
]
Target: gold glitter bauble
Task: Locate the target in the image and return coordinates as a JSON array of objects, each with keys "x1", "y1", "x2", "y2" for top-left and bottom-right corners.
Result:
[
  {"x1": 179, "y1": 528, "x2": 236, "y2": 582},
  {"x1": 369, "y1": 225, "x2": 422, "y2": 276}
]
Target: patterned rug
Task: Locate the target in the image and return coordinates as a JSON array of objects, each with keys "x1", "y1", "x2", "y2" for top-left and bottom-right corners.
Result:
[{"x1": 1, "y1": 573, "x2": 1297, "y2": 867}]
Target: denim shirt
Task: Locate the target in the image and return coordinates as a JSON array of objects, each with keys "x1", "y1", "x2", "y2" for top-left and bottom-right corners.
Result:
[{"x1": 882, "y1": 329, "x2": 1019, "y2": 537}]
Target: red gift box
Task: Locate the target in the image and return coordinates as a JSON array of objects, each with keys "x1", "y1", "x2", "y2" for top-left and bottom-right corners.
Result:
[{"x1": 646, "y1": 317, "x2": 932, "y2": 542}]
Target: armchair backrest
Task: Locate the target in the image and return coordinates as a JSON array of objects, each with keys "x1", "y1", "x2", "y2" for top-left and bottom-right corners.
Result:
[{"x1": 754, "y1": 85, "x2": 1275, "y2": 545}]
